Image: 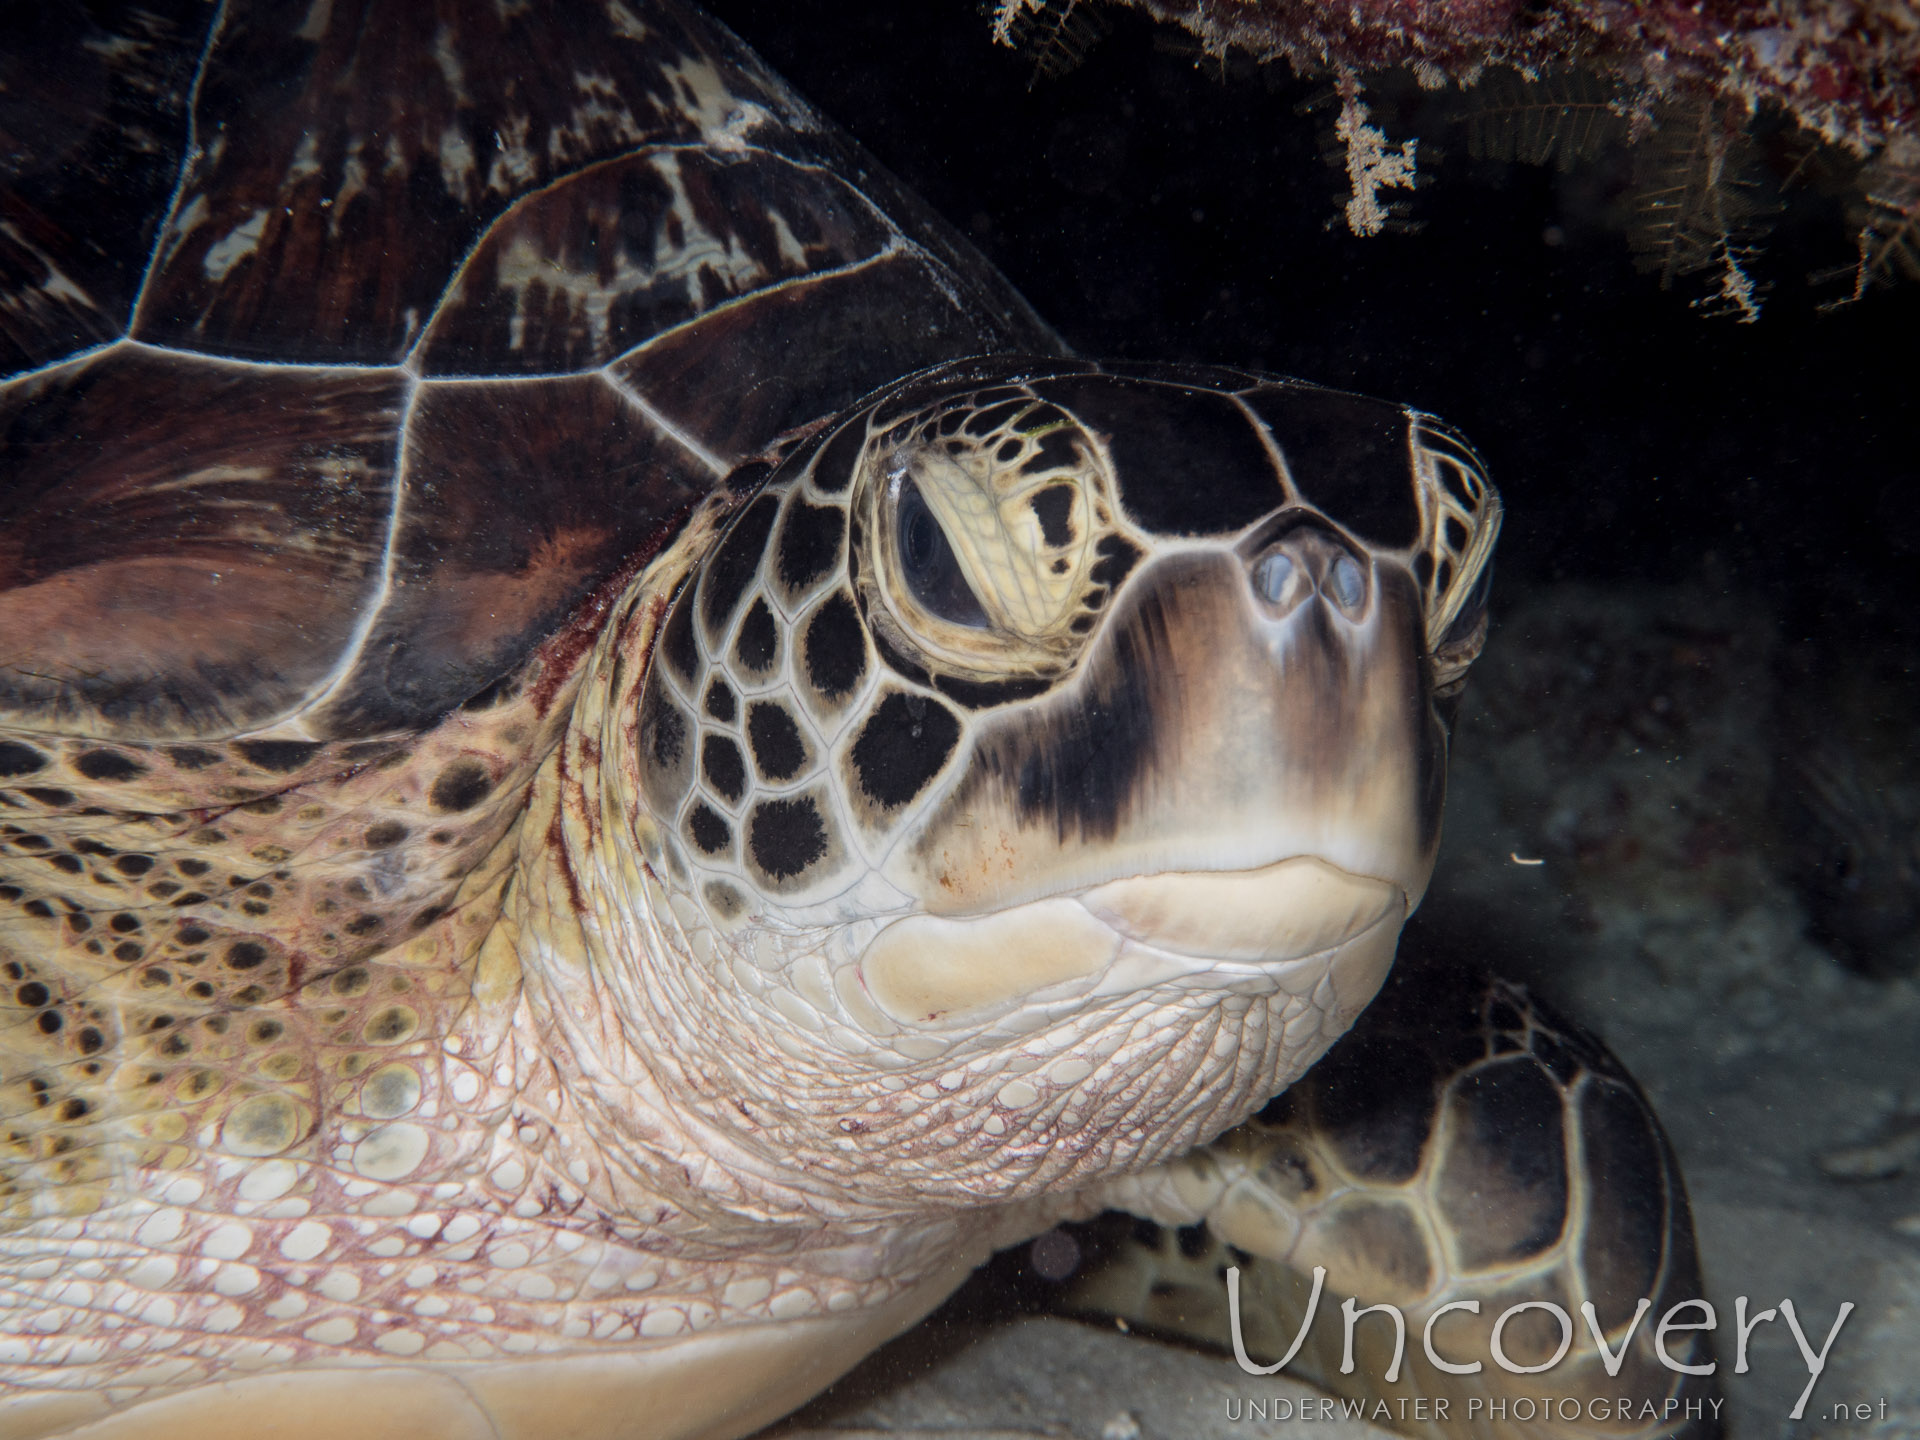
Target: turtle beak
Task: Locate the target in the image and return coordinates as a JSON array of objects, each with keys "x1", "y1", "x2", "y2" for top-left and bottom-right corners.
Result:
[{"x1": 898, "y1": 519, "x2": 1446, "y2": 916}]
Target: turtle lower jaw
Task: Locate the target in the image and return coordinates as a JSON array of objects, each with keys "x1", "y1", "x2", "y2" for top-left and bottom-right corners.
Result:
[{"x1": 854, "y1": 857, "x2": 1406, "y2": 1027}]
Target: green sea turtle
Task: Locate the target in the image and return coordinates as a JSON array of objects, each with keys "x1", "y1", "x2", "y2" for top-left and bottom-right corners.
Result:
[{"x1": 0, "y1": 2, "x2": 1716, "y2": 1436}]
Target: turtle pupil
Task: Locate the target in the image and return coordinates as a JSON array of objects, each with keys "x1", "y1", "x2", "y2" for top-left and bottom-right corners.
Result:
[
  {"x1": 905, "y1": 507, "x2": 937, "y2": 569},
  {"x1": 896, "y1": 478, "x2": 987, "y2": 628}
]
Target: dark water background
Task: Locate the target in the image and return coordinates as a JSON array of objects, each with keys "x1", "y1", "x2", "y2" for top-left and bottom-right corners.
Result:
[{"x1": 710, "y1": 0, "x2": 1916, "y2": 644}]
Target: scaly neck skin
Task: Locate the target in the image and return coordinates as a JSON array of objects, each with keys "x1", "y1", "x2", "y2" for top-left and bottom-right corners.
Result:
[
  {"x1": 498, "y1": 515, "x2": 1051, "y2": 1292},
  {"x1": 503, "y1": 524, "x2": 1310, "y2": 1282},
  {"x1": 500, "y1": 645, "x2": 1012, "y2": 1272}
]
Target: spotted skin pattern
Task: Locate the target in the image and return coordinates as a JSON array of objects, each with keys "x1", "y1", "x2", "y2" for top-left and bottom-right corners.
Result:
[
  {"x1": 0, "y1": 565, "x2": 609, "y2": 1385},
  {"x1": 0, "y1": 694, "x2": 551, "y2": 1224}
]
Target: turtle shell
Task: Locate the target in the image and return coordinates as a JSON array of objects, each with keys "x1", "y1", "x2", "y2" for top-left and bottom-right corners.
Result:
[{"x1": 0, "y1": 0, "x2": 1059, "y2": 744}]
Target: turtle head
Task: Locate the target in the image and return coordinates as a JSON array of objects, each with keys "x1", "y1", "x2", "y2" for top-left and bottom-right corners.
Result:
[{"x1": 571, "y1": 359, "x2": 1498, "y2": 1216}]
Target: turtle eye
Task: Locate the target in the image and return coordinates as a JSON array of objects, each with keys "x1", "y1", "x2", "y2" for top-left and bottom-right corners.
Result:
[{"x1": 895, "y1": 476, "x2": 988, "y2": 628}]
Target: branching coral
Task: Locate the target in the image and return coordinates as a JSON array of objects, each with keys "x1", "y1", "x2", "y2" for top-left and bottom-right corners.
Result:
[{"x1": 1332, "y1": 79, "x2": 1421, "y2": 236}]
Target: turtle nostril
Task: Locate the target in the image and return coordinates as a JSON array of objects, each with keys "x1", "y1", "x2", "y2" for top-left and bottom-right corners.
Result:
[
  {"x1": 1246, "y1": 523, "x2": 1367, "y2": 615},
  {"x1": 1253, "y1": 552, "x2": 1294, "y2": 603},
  {"x1": 1328, "y1": 555, "x2": 1365, "y2": 610}
]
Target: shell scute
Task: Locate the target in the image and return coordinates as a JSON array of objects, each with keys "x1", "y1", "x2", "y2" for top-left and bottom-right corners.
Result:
[
  {"x1": 0, "y1": 3, "x2": 214, "y2": 374},
  {"x1": 609, "y1": 251, "x2": 1033, "y2": 464},
  {"x1": 415, "y1": 149, "x2": 897, "y2": 377},
  {"x1": 0, "y1": 350, "x2": 404, "y2": 736},
  {"x1": 134, "y1": 1, "x2": 788, "y2": 365},
  {"x1": 317, "y1": 373, "x2": 709, "y2": 737}
]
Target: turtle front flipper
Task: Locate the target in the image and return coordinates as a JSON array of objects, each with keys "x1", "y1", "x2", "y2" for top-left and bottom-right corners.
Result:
[{"x1": 1075, "y1": 963, "x2": 1723, "y2": 1439}]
